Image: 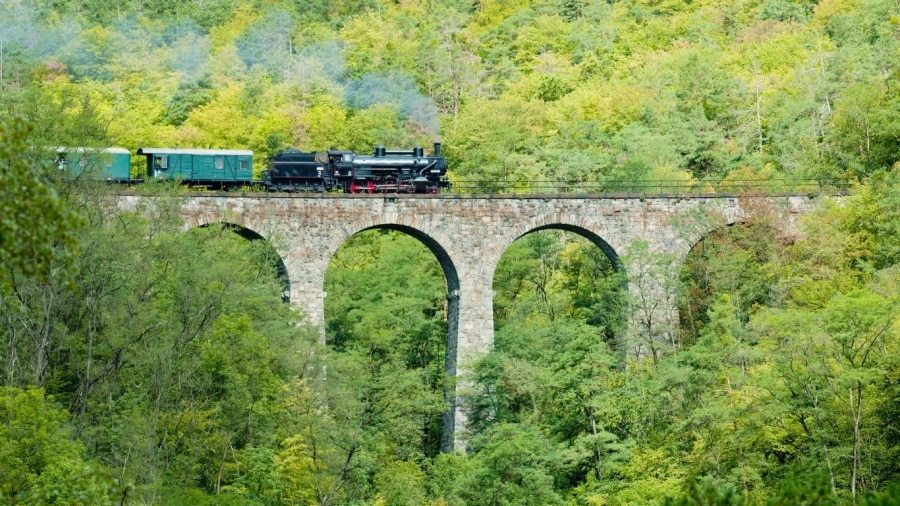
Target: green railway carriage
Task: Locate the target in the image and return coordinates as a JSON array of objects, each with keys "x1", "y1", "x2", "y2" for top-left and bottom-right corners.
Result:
[
  {"x1": 55, "y1": 147, "x2": 133, "y2": 181},
  {"x1": 137, "y1": 148, "x2": 254, "y2": 189}
]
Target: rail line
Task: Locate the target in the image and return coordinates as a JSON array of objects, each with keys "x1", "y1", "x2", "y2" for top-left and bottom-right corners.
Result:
[
  {"x1": 105, "y1": 178, "x2": 852, "y2": 198},
  {"x1": 439, "y1": 179, "x2": 851, "y2": 196}
]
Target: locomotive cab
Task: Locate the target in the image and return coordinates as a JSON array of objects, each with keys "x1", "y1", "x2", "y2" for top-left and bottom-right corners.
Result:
[{"x1": 329, "y1": 150, "x2": 355, "y2": 178}]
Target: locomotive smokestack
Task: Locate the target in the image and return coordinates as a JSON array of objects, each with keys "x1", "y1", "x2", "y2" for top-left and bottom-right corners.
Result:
[{"x1": 433, "y1": 143, "x2": 441, "y2": 156}]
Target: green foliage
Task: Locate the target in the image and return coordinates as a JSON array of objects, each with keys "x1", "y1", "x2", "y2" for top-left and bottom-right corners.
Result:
[
  {"x1": 374, "y1": 460, "x2": 427, "y2": 506},
  {"x1": 162, "y1": 78, "x2": 214, "y2": 126},
  {"x1": 679, "y1": 217, "x2": 779, "y2": 344},
  {"x1": 462, "y1": 423, "x2": 564, "y2": 505},
  {"x1": 0, "y1": 118, "x2": 83, "y2": 281},
  {"x1": 0, "y1": 387, "x2": 121, "y2": 504},
  {"x1": 1, "y1": 185, "x2": 324, "y2": 502},
  {"x1": 2, "y1": 0, "x2": 900, "y2": 503},
  {"x1": 323, "y1": 229, "x2": 449, "y2": 500}
]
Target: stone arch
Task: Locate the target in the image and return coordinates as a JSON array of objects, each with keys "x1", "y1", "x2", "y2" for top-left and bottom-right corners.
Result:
[
  {"x1": 677, "y1": 213, "x2": 784, "y2": 347},
  {"x1": 495, "y1": 219, "x2": 632, "y2": 364},
  {"x1": 323, "y1": 222, "x2": 462, "y2": 453},
  {"x1": 528, "y1": 224, "x2": 622, "y2": 272},
  {"x1": 505, "y1": 215, "x2": 625, "y2": 275},
  {"x1": 193, "y1": 221, "x2": 291, "y2": 302},
  {"x1": 680, "y1": 198, "x2": 782, "y2": 266},
  {"x1": 680, "y1": 194, "x2": 814, "y2": 255},
  {"x1": 686, "y1": 220, "x2": 749, "y2": 253},
  {"x1": 333, "y1": 223, "x2": 460, "y2": 294}
]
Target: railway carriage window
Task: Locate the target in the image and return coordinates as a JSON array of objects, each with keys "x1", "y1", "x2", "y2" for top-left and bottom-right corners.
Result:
[
  {"x1": 79, "y1": 157, "x2": 88, "y2": 168},
  {"x1": 155, "y1": 156, "x2": 168, "y2": 170},
  {"x1": 240, "y1": 159, "x2": 249, "y2": 170},
  {"x1": 215, "y1": 156, "x2": 224, "y2": 170}
]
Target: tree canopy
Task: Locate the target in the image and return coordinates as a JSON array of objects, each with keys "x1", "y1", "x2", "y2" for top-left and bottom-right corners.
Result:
[{"x1": 1, "y1": 0, "x2": 896, "y2": 183}]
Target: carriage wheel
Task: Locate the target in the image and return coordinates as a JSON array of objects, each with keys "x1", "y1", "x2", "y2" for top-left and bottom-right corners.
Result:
[{"x1": 350, "y1": 181, "x2": 362, "y2": 193}]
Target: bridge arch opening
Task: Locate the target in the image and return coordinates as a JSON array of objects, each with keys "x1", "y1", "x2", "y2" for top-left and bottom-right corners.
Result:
[
  {"x1": 465, "y1": 226, "x2": 627, "y2": 437},
  {"x1": 323, "y1": 225, "x2": 461, "y2": 456},
  {"x1": 196, "y1": 222, "x2": 291, "y2": 301},
  {"x1": 527, "y1": 224, "x2": 623, "y2": 272},
  {"x1": 492, "y1": 226, "x2": 626, "y2": 342},
  {"x1": 678, "y1": 217, "x2": 780, "y2": 347}
]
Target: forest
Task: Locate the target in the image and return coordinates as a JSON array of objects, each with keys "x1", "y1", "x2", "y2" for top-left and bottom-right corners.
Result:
[{"x1": 1, "y1": 0, "x2": 898, "y2": 504}]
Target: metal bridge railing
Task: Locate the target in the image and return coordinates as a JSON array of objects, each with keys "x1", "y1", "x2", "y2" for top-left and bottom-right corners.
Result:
[{"x1": 441, "y1": 179, "x2": 851, "y2": 196}]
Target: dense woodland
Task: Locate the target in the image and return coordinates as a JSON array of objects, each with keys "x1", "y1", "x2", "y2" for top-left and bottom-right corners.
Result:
[{"x1": 1, "y1": 0, "x2": 899, "y2": 504}]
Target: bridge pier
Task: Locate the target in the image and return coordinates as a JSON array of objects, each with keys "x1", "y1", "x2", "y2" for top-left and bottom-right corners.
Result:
[{"x1": 445, "y1": 274, "x2": 497, "y2": 450}]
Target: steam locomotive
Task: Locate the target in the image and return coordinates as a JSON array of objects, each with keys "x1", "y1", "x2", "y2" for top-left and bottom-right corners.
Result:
[
  {"x1": 53, "y1": 143, "x2": 450, "y2": 193},
  {"x1": 266, "y1": 143, "x2": 449, "y2": 194}
]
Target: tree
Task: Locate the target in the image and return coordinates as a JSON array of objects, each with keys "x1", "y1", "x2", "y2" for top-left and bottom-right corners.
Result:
[
  {"x1": 0, "y1": 118, "x2": 82, "y2": 282},
  {"x1": 748, "y1": 174, "x2": 900, "y2": 499},
  {"x1": 460, "y1": 423, "x2": 563, "y2": 506},
  {"x1": 443, "y1": 94, "x2": 549, "y2": 188},
  {"x1": 821, "y1": 290, "x2": 896, "y2": 499},
  {"x1": 1, "y1": 188, "x2": 319, "y2": 502},
  {"x1": 828, "y1": 81, "x2": 900, "y2": 179},
  {"x1": 413, "y1": 4, "x2": 483, "y2": 119},
  {"x1": 678, "y1": 218, "x2": 779, "y2": 345},
  {"x1": 322, "y1": 229, "x2": 449, "y2": 502},
  {"x1": 623, "y1": 240, "x2": 681, "y2": 364},
  {"x1": 161, "y1": 78, "x2": 214, "y2": 126},
  {"x1": 676, "y1": 297, "x2": 762, "y2": 495},
  {"x1": 0, "y1": 387, "x2": 120, "y2": 504}
]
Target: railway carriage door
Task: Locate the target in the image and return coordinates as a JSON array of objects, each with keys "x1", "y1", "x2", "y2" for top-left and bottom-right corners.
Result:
[
  {"x1": 153, "y1": 155, "x2": 168, "y2": 178},
  {"x1": 215, "y1": 155, "x2": 225, "y2": 181},
  {"x1": 55, "y1": 151, "x2": 68, "y2": 170},
  {"x1": 238, "y1": 156, "x2": 251, "y2": 181}
]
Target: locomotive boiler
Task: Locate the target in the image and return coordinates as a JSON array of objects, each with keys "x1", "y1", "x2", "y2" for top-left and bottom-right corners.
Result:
[{"x1": 265, "y1": 143, "x2": 449, "y2": 193}]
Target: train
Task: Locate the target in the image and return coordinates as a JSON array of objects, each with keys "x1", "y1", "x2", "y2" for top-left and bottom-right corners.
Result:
[{"x1": 52, "y1": 143, "x2": 450, "y2": 193}]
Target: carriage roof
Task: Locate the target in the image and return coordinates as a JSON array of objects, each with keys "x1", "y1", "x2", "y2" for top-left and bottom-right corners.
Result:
[{"x1": 137, "y1": 148, "x2": 253, "y2": 156}]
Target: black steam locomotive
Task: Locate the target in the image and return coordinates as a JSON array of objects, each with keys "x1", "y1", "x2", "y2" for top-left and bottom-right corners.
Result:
[{"x1": 265, "y1": 143, "x2": 450, "y2": 193}]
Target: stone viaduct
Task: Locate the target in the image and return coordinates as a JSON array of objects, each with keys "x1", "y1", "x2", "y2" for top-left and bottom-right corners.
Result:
[{"x1": 115, "y1": 192, "x2": 829, "y2": 450}]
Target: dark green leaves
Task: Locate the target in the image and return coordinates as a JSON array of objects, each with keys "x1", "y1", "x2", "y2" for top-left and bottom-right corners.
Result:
[{"x1": 0, "y1": 118, "x2": 82, "y2": 281}]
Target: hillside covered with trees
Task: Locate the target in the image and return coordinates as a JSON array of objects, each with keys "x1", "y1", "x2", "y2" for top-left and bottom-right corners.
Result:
[
  {"x1": 1, "y1": 0, "x2": 898, "y2": 182},
  {"x1": 1, "y1": 0, "x2": 899, "y2": 504}
]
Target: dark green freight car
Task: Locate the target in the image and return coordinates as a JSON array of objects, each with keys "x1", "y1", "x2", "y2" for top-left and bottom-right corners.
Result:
[
  {"x1": 137, "y1": 148, "x2": 253, "y2": 190},
  {"x1": 55, "y1": 147, "x2": 134, "y2": 181}
]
